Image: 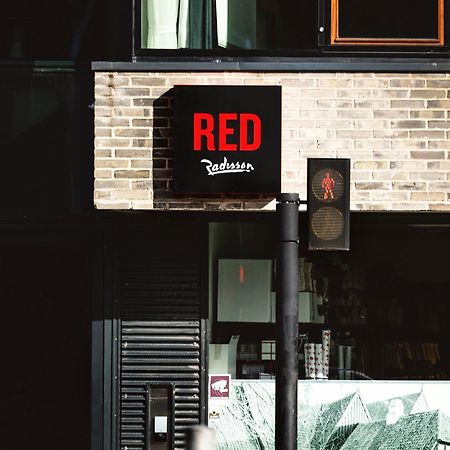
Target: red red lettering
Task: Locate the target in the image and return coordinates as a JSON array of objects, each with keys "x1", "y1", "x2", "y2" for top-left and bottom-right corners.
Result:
[
  {"x1": 219, "y1": 113, "x2": 237, "y2": 151},
  {"x1": 239, "y1": 113, "x2": 261, "y2": 151},
  {"x1": 193, "y1": 113, "x2": 215, "y2": 151},
  {"x1": 193, "y1": 112, "x2": 262, "y2": 151}
]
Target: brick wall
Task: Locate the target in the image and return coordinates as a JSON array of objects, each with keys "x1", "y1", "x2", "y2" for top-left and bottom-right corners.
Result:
[{"x1": 94, "y1": 72, "x2": 450, "y2": 211}]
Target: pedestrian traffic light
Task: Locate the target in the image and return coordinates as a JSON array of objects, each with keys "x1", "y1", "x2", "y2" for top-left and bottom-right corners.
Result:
[{"x1": 307, "y1": 158, "x2": 350, "y2": 250}]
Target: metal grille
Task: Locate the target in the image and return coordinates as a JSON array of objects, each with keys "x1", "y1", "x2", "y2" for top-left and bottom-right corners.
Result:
[
  {"x1": 311, "y1": 207, "x2": 344, "y2": 240},
  {"x1": 118, "y1": 224, "x2": 202, "y2": 450}
]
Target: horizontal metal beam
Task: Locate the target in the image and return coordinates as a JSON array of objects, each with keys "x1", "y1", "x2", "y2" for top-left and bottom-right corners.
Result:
[{"x1": 93, "y1": 57, "x2": 450, "y2": 73}]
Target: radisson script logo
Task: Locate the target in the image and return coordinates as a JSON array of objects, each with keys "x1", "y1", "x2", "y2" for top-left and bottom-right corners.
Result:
[{"x1": 201, "y1": 157, "x2": 255, "y2": 176}]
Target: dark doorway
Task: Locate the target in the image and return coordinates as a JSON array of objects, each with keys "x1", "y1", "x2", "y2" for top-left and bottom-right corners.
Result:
[{"x1": 0, "y1": 231, "x2": 91, "y2": 450}]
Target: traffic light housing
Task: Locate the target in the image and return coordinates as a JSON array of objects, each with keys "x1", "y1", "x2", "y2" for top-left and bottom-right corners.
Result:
[{"x1": 307, "y1": 158, "x2": 350, "y2": 251}]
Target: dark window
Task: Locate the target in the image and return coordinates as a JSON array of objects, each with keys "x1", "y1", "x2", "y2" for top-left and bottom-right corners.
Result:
[
  {"x1": 331, "y1": 0, "x2": 444, "y2": 46},
  {"x1": 1, "y1": 234, "x2": 92, "y2": 450},
  {"x1": 0, "y1": 0, "x2": 131, "y2": 60},
  {"x1": 210, "y1": 214, "x2": 450, "y2": 382},
  {"x1": 0, "y1": 71, "x2": 93, "y2": 214}
]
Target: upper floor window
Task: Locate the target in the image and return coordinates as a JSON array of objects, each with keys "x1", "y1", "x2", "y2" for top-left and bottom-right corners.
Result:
[
  {"x1": 138, "y1": 0, "x2": 317, "y2": 52},
  {"x1": 136, "y1": 0, "x2": 447, "y2": 55},
  {"x1": 0, "y1": 0, "x2": 131, "y2": 61},
  {"x1": 331, "y1": 0, "x2": 444, "y2": 46}
]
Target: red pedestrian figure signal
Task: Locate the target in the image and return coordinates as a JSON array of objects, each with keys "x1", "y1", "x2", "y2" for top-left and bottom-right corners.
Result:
[
  {"x1": 322, "y1": 172, "x2": 335, "y2": 200},
  {"x1": 308, "y1": 159, "x2": 350, "y2": 251}
]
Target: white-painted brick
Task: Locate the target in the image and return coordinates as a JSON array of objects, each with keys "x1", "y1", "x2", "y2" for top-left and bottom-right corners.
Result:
[{"x1": 94, "y1": 71, "x2": 450, "y2": 212}]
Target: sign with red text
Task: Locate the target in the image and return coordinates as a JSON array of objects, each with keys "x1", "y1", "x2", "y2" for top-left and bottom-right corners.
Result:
[{"x1": 174, "y1": 85, "x2": 281, "y2": 193}]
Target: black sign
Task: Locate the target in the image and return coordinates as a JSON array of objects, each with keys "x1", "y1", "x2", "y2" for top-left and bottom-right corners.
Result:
[{"x1": 174, "y1": 85, "x2": 281, "y2": 193}]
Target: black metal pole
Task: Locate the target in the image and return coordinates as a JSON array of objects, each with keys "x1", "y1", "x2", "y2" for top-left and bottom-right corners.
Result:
[{"x1": 276, "y1": 193, "x2": 299, "y2": 450}]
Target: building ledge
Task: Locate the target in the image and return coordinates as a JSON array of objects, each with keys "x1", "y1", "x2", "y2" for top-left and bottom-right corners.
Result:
[{"x1": 93, "y1": 57, "x2": 450, "y2": 73}]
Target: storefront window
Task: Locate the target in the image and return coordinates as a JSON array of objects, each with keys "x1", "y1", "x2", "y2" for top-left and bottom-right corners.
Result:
[
  {"x1": 209, "y1": 380, "x2": 450, "y2": 448},
  {"x1": 208, "y1": 215, "x2": 450, "y2": 382},
  {"x1": 208, "y1": 215, "x2": 450, "y2": 448},
  {"x1": 208, "y1": 222, "x2": 276, "y2": 378}
]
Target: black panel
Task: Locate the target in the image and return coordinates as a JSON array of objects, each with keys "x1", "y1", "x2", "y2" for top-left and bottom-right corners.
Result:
[
  {"x1": 117, "y1": 222, "x2": 203, "y2": 450},
  {"x1": 174, "y1": 85, "x2": 281, "y2": 194},
  {"x1": 338, "y1": 0, "x2": 439, "y2": 40},
  {"x1": 0, "y1": 0, "x2": 131, "y2": 60},
  {"x1": 0, "y1": 70, "x2": 93, "y2": 215},
  {"x1": 0, "y1": 232, "x2": 91, "y2": 450}
]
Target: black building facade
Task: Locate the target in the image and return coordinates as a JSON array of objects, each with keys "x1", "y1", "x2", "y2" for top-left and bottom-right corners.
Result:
[{"x1": 4, "y1": 1, "x2": 450, "y2": 450}]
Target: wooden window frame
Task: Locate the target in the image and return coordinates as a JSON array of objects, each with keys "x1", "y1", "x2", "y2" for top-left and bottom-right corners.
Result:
[{"x1": 331, "y1": 0, "x2": 445, "y2": 46}]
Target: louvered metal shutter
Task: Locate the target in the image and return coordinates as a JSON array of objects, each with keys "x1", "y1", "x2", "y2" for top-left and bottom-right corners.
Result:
[{"x1": 117, "y1": 222, "x2": 204, "y2": 450}]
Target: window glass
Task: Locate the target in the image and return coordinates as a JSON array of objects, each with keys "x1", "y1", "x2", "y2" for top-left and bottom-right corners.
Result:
[
  {"x1": 140, "y1": 0, "x2": 317, "y2": 51},
  {"x1": 209, "y1": 216, "x2": 450, "y2": 382},
  {"x1": 338, "y1": 0, "x2": 438, "y2": 39},
  {"x1": 0, "y1": 72, "x2": 93, "y2": 214},
  {"x1": 0, "y1": 0, "x2": 131, "y2": 60},
  {"x1": 139, "y1": 0, "x2": 447, "y2": 53},
  {"x1": 332, "y1": 0, "x2": 444, "y2": 46}
]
